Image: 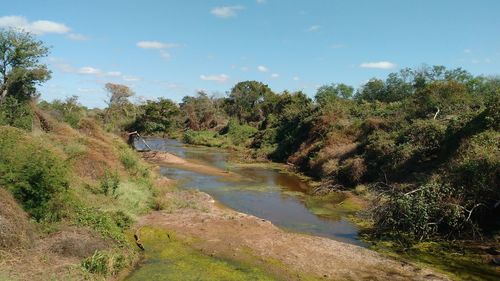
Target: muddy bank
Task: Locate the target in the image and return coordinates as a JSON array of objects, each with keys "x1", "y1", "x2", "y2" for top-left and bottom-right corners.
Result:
[{"x1": 134, "y1": 188, "x2": 448, "y2": 281}]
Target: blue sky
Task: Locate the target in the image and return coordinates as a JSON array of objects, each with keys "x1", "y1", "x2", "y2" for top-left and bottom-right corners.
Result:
[{"x1": 2, "y1": 0, "x2": 499, "y2": 108}]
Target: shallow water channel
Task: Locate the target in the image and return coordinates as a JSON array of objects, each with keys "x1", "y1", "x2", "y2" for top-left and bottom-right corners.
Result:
[{"x1": 138, "y1": 138, "x2": 364, "y2": 246}]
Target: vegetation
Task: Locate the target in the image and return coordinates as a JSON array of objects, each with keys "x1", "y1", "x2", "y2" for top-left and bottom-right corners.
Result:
[
  {"x1": 0, "y1": 28, "x2": 498, "y2": 279},
  {"x1": 126, "y1": 65, "x2": 499, "y2": 247}
]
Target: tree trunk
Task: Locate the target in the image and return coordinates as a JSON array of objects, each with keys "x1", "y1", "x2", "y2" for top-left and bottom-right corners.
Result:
[{"x1": 0, "y1": 88, "x2": 7, "y2": 104}]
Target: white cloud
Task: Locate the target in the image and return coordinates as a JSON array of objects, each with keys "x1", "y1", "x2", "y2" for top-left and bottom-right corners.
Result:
[
  {"x1": 211, "y1": 6, "x2": 245, "y2": 18},
  {"x1": 0, "y1": 16, "x2": 70, "y2": 35},
  {"x1": 200, "y1": 74, "x2": 229, "y2": 83},
  {"x1": 271, "y1": 73, "x2": 279, "y2": 78},
  {"x1": 360, "y1": 61, "x2": 397, "y2": 69},
  {"x1": 257, "y1": 65, "x2": 269, "y2": 72},
  {"x1": 136, "y1": 41, "x2": 179, "y2": 49},
  {"x1": 463, "y1": 49, "x2": 472, "y2": 54},
  {"x1": 256, "y1": 0, "x2": 267, "y2": 3},
  {"x1": 293, "y1": 76, "x2": 300, "y2": 81},
  {"x1": 78, "y1": 66, "x2": 102, "y2": 75},
  {"x1": 307, "y1": 25, "x2": 321, "y2": 32},
  {"x1": 137, "y1": 41, "x2": 179, "y2": 61}
]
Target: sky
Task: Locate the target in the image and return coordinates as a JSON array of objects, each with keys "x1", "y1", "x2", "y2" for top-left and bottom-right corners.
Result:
[{"x1": 1, "y1": 0, "x2": 499, "y2": 108}]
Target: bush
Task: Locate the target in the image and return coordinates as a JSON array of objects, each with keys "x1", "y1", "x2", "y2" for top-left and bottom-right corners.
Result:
[
  {"x1": 183, "y1": 130, "x2": 225, "y2": 147},
  {"x1": 100, "y1": 170, "x2": 120, "y2": 196},
  {"x1": 0, "y1": 97, "x2": 33, "y2": 130},
  {"x1": 399, "y1": 119, "x2": 446, "y2": 161},
  {"x1": 74, "y1": 206, "x2": 124, "y2": 242},
  {"x1": 82, "y1": 251, "x2": 109, "y2": 274},
  {"x1": 81, "y1": 250, "x2": 127, "y2": 276},
  {"x1": 373, "y1": 182, "x2": 473, "y2": 243},
  {"x1": 223, "y1": 119, "x2": 257, "y2": 146},
  {"x1": 0, "y1": 126, "x2": 69, "y2": 220}
]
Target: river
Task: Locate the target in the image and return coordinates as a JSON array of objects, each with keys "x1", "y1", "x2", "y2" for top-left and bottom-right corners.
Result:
[{"x1": 136, "y1": 138, "x2": 364, "y2": 246}]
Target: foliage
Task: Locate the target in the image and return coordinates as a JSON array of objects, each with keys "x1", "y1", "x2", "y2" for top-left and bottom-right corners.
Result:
[
  {"x1": 183, "y1": 129, "x2": 226, "y2": 147},
  {"x1": 132, "y1": 97, "x2": 180, "y2": 135},
  {"x1": 81, "y1": 250, "x2": 126, "y2": 276},
  {"x1": 0, "y1": 29, "x2": 50, "y2": 103},
  {"x1": 222, "y1": 119, "x2": 258, "y2": 146},
  {"x1": 102, "y1": 83, "x2": 136, "y2": 132},
  {"x1": 38, "y1": 95, "x2": 87, "y2": 128},
  {"x1": 225, "y1": 81, "x2": 275, "y2": 124},
  {"x1": 315, "y1": 83, "x2": 353, "y2": 105},
  {"x1": 0, "y1": 126, "x2": 69, "y2": 220},
  {"x1": 0, "y1": 96, "x2": 33, "y2": 130},
  {"x1": 74, "y1": 206, "x2": 125, "y2": 242},
  {"x1": 100, "y1": 170, "x2": 120, "y2": 196},
  {"x1": 181, "y1": 91, "x2": 227, "y2": 131},
  {"x1": 373, "y1": 183, "x2": 473, "y2": 242}
]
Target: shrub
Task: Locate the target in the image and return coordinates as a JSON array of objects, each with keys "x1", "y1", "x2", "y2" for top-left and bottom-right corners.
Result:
[
  {"x1": 82, "y1": 251, "x2": 109, "y2": 274},
  {"x1": 0, "y1": 126, "x2": 69, "y2": 220},
  {"x1": 373, "y1": 182, "x2": 472, "y2": 243},
  {"x1": 338, "y1": 157, "x2": 367, "y2": 186},
  {"x1": 74, "y1": 206, "x2": 124, "y2": 242},
  {"x1": 100, "y1": 170, "x2": 120, "y2": 196},
  {"x1": 81, "y1": 250, "x2": 126, "y2": 276},
  {"x1": 182, "y1": 130, "x2": 225, "y2": 147},
  {"x1": 399, "y1": 119, "x2": 446, "y2": 161},
  {"x1": 223, "y1": 119, "x2": 257, "y2": 146},
  {"x1": 0, "y1": 97, "x2": 33, "y2": 130}
]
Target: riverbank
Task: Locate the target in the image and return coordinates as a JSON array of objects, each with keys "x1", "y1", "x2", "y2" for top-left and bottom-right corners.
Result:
[
  {"x1": 134, "y1": 149, "x2": 449, "y2": 280},
  {"x1": 139, "y1": 140, "x2": 500, "y2": 281}
]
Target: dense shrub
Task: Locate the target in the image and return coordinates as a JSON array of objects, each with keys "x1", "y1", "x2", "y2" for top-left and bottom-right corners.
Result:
[
  {"x1": 183, "y1": 130, "x2": 225, "y2": 147},
  {"x1": 0, "y1": 126, "x2": 69, "y2": 220},
  {"x1": 0, "y1": 97, "x2": 33, "y2": 130},
  {"x1": 373, "y1": 183, "x2": 470, "y2": 242},
  {"x1": 222, "y1": 119, "x2": 257, "y2": 146}
]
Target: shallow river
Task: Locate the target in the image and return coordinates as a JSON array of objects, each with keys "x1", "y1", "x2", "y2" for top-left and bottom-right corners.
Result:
[{"x1": 136, "y1": 138, "x2": 363, "y2": 246}]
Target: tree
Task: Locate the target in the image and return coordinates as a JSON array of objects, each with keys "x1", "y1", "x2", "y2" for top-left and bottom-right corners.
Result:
[
  {"x1": 103, "y1": 83, "x2": 136, "y2": 131},
  {"x1": 180, "y1": 91, "x2": 226, "y2": 130},
  {"x1": 0, "y1": 29, "x2": 50, "y2": 103},
  {"x1": 225, "y1": 81, "x2": 274, "y2": 124},
  {"x1": 132, "y1": 98, "x2": 180, "y2": 135},
  {"x1": 105, "y1": 83, "x2": 134, "y2": 106},
  {"x1": 356, "y1": 79, "x2": 386, "y2": 102},
  {"x1": 315, "y1": 83, "x2": 353, "y2": 106}
]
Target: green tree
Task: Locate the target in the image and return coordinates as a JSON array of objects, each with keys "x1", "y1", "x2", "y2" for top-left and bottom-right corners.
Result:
[
  {"x1": 0, "y1": 29, "x2": 50, "y2": 103},
  {"x1": 133, "y1": 98, "x2": 180, "y2": 134},
  {"x1": 103, "y1": 83, "x2": 136, "y2": 131},
  {"x1": 225, "y1": 81, "x2": 274, "y2": 124},
  {"x1": 315, "y1": 83, "x2": 354, "y2": 106}
]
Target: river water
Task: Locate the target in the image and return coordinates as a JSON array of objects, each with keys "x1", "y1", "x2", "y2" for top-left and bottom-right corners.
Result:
[{"x1": 136, "y1": 138, "x2": 363, "y2": 246}]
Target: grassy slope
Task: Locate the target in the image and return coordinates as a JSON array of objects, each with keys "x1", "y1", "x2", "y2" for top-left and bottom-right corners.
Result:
[{"x1": 0, "y1": 110, "x2": 161, "y2": 280}]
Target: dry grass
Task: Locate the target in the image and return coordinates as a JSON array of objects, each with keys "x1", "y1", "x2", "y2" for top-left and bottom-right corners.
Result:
[{"x1": 0, "y1": 189, "x2": 34, "y2": 250}]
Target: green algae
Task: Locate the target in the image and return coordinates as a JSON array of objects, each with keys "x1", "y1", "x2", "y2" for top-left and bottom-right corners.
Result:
[
  {"x1": 304, "y1": 192, "x2": 362, "y2": 220},
  {"x1": 367, "y1": 240, "x2": 500, "y2": 281},
  {"x1": 125, "y1": 227, "x2": 276, "y2": 281}
]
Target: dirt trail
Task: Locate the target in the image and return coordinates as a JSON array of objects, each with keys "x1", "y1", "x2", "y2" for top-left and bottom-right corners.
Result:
[{"x1": 139, "y1": 152, "x2": 449, "y2": 281}]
